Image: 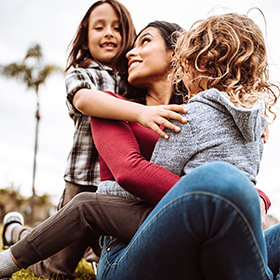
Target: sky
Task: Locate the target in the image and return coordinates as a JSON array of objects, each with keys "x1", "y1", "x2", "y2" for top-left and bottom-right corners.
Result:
[{"x1": 0, "y1": 0, "x2": 279, "y2": 219}]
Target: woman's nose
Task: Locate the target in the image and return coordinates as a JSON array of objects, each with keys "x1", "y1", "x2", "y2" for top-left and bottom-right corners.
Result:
[{"x1": 126, "y1": 48, "x2": 136, "y2": 59}]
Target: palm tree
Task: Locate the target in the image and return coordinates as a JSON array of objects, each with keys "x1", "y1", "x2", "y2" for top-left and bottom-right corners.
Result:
[{"x1": 0, "y1": 43, "x2": 62, "y2": 224}]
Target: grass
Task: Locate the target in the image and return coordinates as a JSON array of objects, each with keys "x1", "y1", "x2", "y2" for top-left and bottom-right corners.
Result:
[
  {"x1": 0, "y1": 225, "x2": 96, "y2": 280},
  {"x1": 8, "y1": 259, "x2": 96, "y2": 280}
]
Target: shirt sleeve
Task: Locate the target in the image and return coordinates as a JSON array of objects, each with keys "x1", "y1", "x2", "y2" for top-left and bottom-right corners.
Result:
[
  {"x1": 65, "y1": 68, "x2": 97, "y2": 116},
  {"x1": 91, "y1": 117, "x2": 180, "y2": 205},
  {"x1": 256, "y1": 188, "x2": 271, "y2": 212}
]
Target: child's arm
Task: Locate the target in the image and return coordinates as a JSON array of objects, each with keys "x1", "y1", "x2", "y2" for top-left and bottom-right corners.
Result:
[{"x1": 73, "y1": 89, "x2": 188, "y2": 139}]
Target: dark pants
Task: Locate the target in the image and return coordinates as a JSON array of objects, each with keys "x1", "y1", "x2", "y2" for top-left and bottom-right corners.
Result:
[
  {"x1": 10, "y1": 192, "x2": 152, "y2": 279},
  {"x1": 12, "y1": 181, "x2": 99, "y2": 278}
]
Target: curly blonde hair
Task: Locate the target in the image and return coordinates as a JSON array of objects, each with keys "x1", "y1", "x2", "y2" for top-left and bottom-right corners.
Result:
[{"x1": 172, "y1": 12, "x2": 279, "y2": 120}]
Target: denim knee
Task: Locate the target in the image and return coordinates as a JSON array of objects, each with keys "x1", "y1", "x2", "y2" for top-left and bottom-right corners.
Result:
[{"x1": 165, "y1": 162, "x2": 260, "y2": 219}]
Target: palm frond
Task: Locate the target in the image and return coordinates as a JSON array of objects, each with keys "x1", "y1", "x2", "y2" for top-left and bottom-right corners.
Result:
[
  {"x1": 36, "y1": 64, "x2": 62, "y2": 84},
  {"x1": 1, "y1": 63, "x2": 26, "y2": 78},
  {"x1": 0, "y1": 44, "x2": 63, "y2": 90},
  {"x1": 24, "y1": 44, "x2": 42, "y2": 60},
  {"x1": 1, "y1": 63, "x2": 35, "y2": 89}
]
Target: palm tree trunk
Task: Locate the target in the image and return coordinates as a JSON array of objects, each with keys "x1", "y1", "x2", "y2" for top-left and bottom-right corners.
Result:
[{"x1": 31, "y1": 88, "x2": 40, "y2": 224}]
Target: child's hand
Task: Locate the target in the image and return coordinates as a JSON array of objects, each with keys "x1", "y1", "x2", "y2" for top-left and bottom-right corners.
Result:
[{"x1": 138, "y1": 104, "x2": 188, "y2": 139}]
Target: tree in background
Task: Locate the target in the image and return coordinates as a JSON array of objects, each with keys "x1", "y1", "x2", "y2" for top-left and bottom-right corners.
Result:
[{"x1": 0, "y1": 44, "x2": 62, "y2": 224}]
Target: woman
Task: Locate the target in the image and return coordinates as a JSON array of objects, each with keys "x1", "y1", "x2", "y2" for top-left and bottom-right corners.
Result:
[{"x1": 0, "y1": 19, "x2": 277, "y2": 279}]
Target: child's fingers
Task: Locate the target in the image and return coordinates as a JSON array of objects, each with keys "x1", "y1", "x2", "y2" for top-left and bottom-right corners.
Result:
[
  {"x1": 150, "y1": 118, "x2": 183, "y2": 139},
  {"x1": 150, "y1": 123, "x2": 169, "y2": 139},
  {"x1": 163, "y1": 110, "x2": 188, "y2": 124},
  {"x1": 163, "y1": 104, "x2": 188, "y2": 114},
  {"x1": 144, "y1": 105, "x2": 188, "y2": 138},
  {"x1": 157, "y1": 118, "x2": 182, "y2": 133}
]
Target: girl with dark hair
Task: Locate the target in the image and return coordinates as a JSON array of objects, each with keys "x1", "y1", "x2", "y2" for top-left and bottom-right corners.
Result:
[
  {"x1": 50, "y1": 0, "x2": 136, "y2": 278},
  {"x1": 1, "y1": 0, "x2": 136, "y2": 278},
  {"x1": 62, "y1": 0, "x2": 136, "y2": 213}
]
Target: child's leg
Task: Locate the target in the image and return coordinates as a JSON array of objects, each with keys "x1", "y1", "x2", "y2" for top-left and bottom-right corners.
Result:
[
  {"x1": 7, "y1": 193, "x2": 151, "y2": 278},
  {"x1": 31, "y1": 181, "x2": 99, "y2": 279},
  {"x1": 0, "y1": 249, "x2": 20, "y2": 278}
]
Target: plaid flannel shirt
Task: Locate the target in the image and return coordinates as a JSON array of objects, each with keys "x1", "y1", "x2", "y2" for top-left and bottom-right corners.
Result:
[{"x1": 64, "y1": 61, "x2": 119, "y2": 187}]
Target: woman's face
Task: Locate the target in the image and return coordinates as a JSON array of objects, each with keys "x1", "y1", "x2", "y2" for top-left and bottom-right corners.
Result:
[{"x1": 126, "y1": 27, "x2": 173, "y2": 87}]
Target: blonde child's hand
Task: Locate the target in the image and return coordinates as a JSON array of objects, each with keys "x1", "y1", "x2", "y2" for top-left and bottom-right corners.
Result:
[{"x1": 138, "y1": 104, "x2": 188, "y2": 139}]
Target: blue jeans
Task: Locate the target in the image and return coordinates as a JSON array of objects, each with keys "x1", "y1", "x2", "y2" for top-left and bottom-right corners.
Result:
[
  {"x1": 97, "y1": 162, "x2": 274, "y2": 280},
  {"x1": 265, "y1": 224, "x2": 280, "y2": 279}
]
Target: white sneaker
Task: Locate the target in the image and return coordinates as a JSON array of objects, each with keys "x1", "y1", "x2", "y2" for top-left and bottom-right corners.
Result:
[{"x1": 2, "y1": 212, "x2": 24, "y2": 249}]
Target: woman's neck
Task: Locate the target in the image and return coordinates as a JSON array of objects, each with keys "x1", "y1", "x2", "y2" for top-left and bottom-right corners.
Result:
[{"x1": 145, "y1": 80, "x2": 173, "y2": 106}]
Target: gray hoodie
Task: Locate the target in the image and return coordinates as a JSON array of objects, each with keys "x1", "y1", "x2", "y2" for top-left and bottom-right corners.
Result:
[
  {"x1": 98, "y1": 88, "x2": 266, "y2": 198},
  {"x1": 151, "y1": 88, "x2": 266, "y2": 184}
]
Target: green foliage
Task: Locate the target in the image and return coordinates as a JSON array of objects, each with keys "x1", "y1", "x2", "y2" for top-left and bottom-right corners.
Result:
[
  {"x1": 9, "y1": 260, "x2": 95, "y2": 280},
  {"x1": 25, "y1": 44, "x2": 42, "y2": 60},
  {"x1": 73, "y1": 259, "x2": 96, "y2": 280},
  {"x1": 11, "y1": 269, "x2": 45, "y2": 280},
  {"x1": 0, "y1": 187, "x2": 24, "y2": 203},
  {"x1": 0, "y1": 43, "x2": 62, "y2": 91}
]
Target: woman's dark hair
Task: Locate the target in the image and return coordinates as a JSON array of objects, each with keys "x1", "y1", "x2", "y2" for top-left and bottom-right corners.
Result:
[
  {"x1": 144, "y1": 21, "x2": 183, "y2": 50},
  {"x1": 121, "y1": 20, "x2": 187, "y2": 104},
  {"x1": 65, "y1": 0, "x2": 136, "y2": 73}
]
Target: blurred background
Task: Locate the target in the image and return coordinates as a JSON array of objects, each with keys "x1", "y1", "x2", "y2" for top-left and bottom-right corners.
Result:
[{"x1": 0, "y1": 0, "x2": 279, "y2": 221}]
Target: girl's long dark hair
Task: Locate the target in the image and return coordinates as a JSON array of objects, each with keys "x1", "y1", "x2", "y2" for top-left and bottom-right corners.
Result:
[{"x1": 65, "y1": 0, "x2": 136, "y2": 74}]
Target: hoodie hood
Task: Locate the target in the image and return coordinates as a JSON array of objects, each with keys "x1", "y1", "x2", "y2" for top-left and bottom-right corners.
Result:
[{"x1": 189, "y1": 89, "x2": 266, "y2": 142}]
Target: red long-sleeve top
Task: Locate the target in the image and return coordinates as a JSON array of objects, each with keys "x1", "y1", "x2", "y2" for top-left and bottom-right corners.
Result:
[{"x1": 90, "y1": 92, "x2": 271, "y2": 211}]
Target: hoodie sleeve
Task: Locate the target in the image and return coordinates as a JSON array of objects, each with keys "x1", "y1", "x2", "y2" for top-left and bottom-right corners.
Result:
[{"x1": 151, "y1": 120, "x2": 197, "y2": 176}]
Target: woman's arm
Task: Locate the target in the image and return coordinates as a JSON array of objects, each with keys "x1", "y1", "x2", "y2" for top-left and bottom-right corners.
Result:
[
  {"x1": 92, "y1": 114, "x2": 272, "y2": 215},
  {"x1": 74, "y1": 89, "x2": 188, "y2": 139},
  {"x1": 91, "y1": 117, "x2": 180, "y2": 205},
  {"x1": 91, "y1": 98, "x2": 271, "y2": 212},
  {"x1": 257, "y1": 188, "x2": 271, "y2": 229}
]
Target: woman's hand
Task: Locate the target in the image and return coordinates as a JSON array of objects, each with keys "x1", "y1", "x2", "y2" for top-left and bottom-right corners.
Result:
[{"x1": 137, "y1": 104, "x2": 188, "y2": 139}]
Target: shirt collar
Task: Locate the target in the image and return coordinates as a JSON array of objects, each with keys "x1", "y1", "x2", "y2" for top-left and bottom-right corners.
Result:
[{"x1": 88, "y1": 61, "x2": 113, "y2": 72}]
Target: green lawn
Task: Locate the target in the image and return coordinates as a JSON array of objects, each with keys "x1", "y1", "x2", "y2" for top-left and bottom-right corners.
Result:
[{"x1": 0, "y1": 225, "x2": 96, "y2": 280}]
